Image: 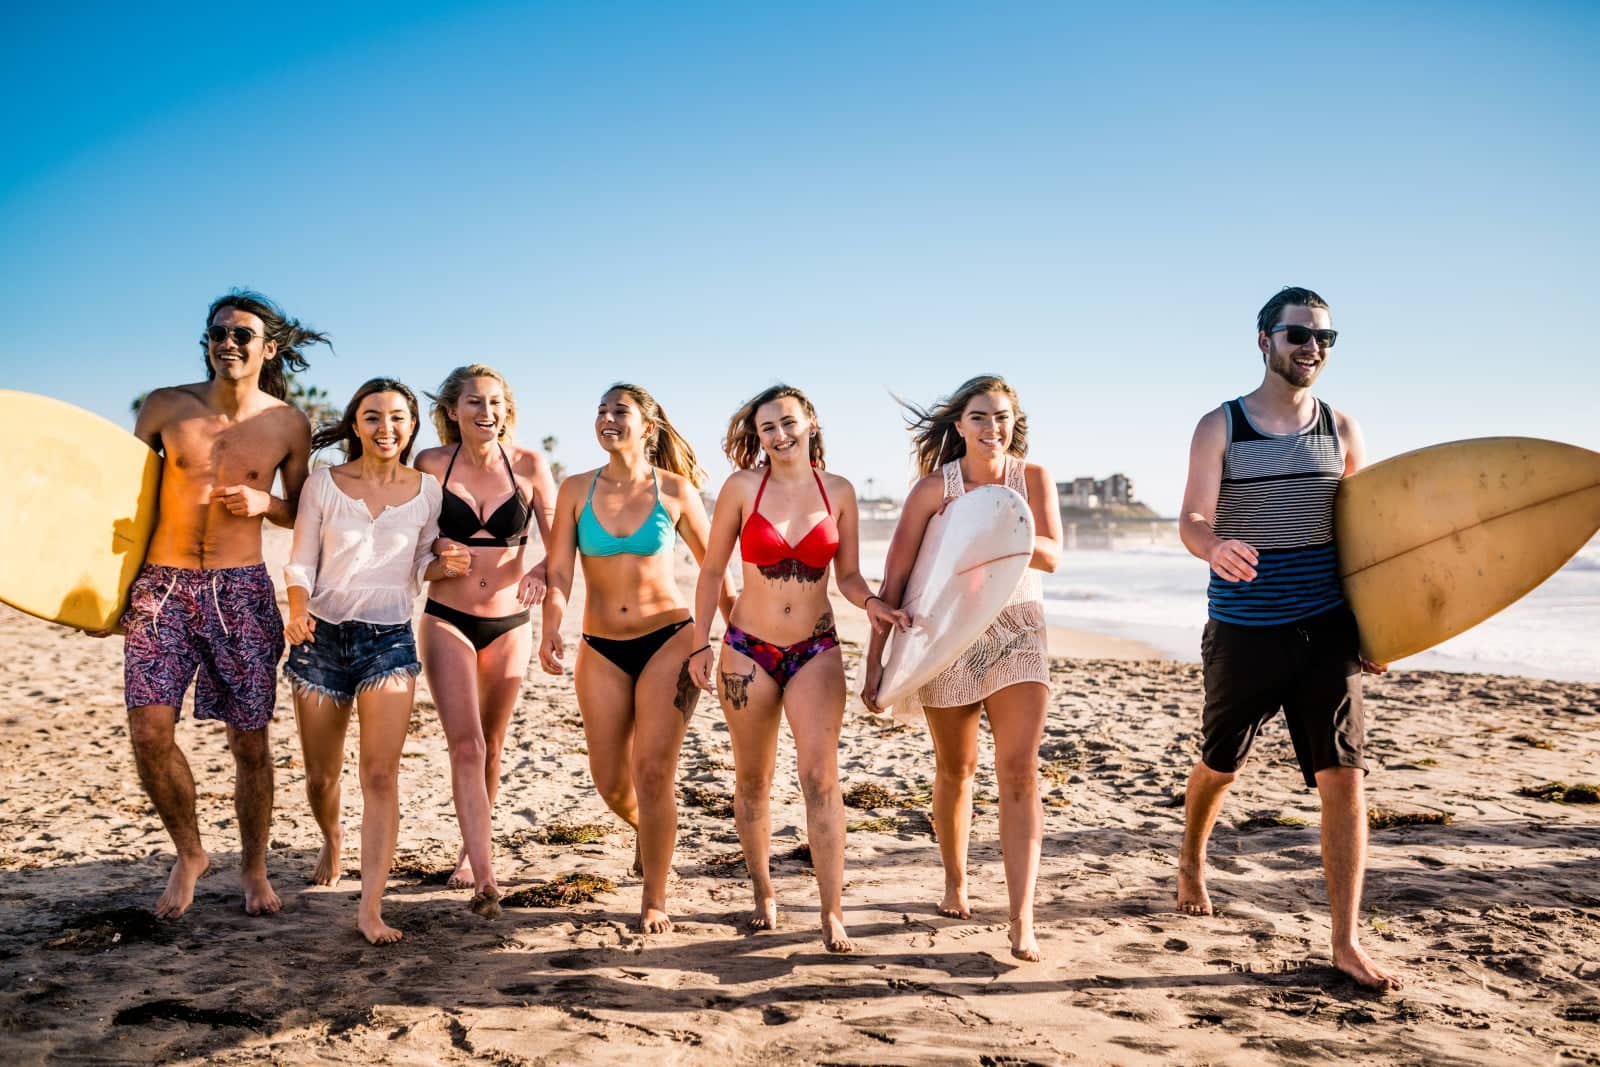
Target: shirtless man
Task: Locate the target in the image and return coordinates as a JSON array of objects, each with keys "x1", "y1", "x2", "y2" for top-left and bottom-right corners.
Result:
[
  {"x1": 1176, "y1": 287, "x2": 1401, "y2": 991},
  {"x1": 115, "y1": 289, "x2": 327, "y2": 918}
]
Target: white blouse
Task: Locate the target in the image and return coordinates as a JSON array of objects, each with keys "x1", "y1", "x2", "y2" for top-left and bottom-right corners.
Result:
[{"x1": 284, "y1": 466, "x2": 442, "y2": 625}]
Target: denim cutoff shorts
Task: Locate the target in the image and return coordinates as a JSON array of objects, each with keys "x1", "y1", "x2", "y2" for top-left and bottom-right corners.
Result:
[{"x1": 284, "y1": 618, "x2": 421, "y2": 703}]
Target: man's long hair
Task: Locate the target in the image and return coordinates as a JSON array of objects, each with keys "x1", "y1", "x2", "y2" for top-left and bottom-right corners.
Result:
[{"x1": 201, "y1": 289, "x2": 332, "y2": 401}]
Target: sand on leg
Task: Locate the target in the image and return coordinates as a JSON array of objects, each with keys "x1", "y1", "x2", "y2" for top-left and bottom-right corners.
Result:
[
  {"x1": 629, "y1": 626, "x2": 696, "y2": 933},
  {"x1": 986, "y1": 681, "x2": 1047, "y2": 961},
  {"x1": 293, "y1": 689, "x2": 352, "y2": 886},
  {"x1": 1179, "y1": 761, "x2": 1237, "y2": 915},
  {"x1": 782, "y1": 645, "x2": 852, "y2": 953},
  {"x1": 923, "y1": 702, "x2": 983, "y2": 919},
  {"x1": 1316, "y1": 766, "x2": 1402, "y2": 990},
  {"x1": 353, "y1": 675, "x2": 414, "y2": 944},
  {"x1": 574, "y1": 641, "x2": 642, "y2": 864},
  {"x1": 226, "y1": 724, "x2": 280, "y2": 915},
  {"x1": 718, "y1": 645, "x2": 783, "y2": 934},
  {"x1": 419, "y1": 617, "x2": 494, "y2": 901},
  {"x1": 128, "y1": 705, "x2": 211, "y2": 918}
]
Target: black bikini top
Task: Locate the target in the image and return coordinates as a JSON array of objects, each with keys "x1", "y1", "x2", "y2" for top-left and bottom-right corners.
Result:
[{"x1": 438, "y1": 443, "x2": 532, "y2": 547}]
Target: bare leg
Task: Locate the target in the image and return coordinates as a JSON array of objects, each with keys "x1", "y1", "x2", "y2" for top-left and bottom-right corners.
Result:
[
  {"x1": 574, "y1": 642, "x2": 642, "y2": 835},
  {"x1": 420, "y1": 618, "x2": 497, "y2": 908},
  {"x1": 1178, "y1": 760, "x2": 1237, "y2": 916},
  {"x1": 923, "y1": 702, "x2": 982, "y2": 919},
  {"x1": 718, "y1": 646, "x2": 782, "y2": 934},
  {"x1": 292, "y1": 689, "x2": 352, "y2": 886},
  {"x1": 227, "y1": 724, "x2": 280, "y2": 915},
  {"x1": 128, "y1": 706, "x2": 210, "y2": 918},
  {"x1": 1317, "y1": 767, "x2": 1401, "y2": 990},
  {"x1": 472, "y1": 622, "x2": 533, "y2": 914},
  {"x1": 986, "y1": 682, "x2": 1048, "y2": 961},
  {"x1": 784, "y1": 647, "x2": 852, "y2": 953},
  {"x1": 630, "y1": 627, "x2": 695, "y2": 933},
  {"x1": 354, "y1": 676, "x2": 415, "y2": 945}
]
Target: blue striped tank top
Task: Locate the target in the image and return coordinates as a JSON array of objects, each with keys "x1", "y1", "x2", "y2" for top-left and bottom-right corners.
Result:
[{"x1": 1207, "y1": 397, "x2": 1346, "y2": 626}]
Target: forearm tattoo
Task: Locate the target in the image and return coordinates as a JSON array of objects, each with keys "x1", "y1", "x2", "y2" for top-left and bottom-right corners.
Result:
[{"x1": 720, "y1": 665, "x2": 757, "y2": 710}]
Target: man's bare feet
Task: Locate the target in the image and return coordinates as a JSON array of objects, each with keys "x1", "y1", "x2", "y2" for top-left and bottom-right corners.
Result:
[
  {"x1": 359, "y1": 911, "x2": 403, "y2": 945},
  {"x1": 630, "y1": 838, "x2": 644, "y2": 878},
  {"x1": 745, "y1": 896, "x2": 779, "y2": 933},
  {"x1": 639, "y1": 906, "x2": 673, "y2": 934},
  {"x1": 938, "y1": 883, "x2": 971, "y2": 919},
  {"x1": 469, "y1": 887, "x2": 501, "y2": 919},
  {"x1": 154, "y1": 851, "x2": 210, "y2": 919},
  {"x1": 821, "y1": 911, "x2": 853, "y2": 954},
  {"x1": 311, "y1": 832, "x2": 342, "y2": 887},
  {"x1": 242, "y1": 870, "x2": 282, "y2": 916},
  {"x1": 1333, "y1": 941, "x2": 1402, "y2": 991},
  {"x1": 1009, "y1": 917, "x2": 1042, "y2": 962},
  {"x1": 1177, "y1": 862, "x2": 1212, "y2": 916},
  {"x1": 446, "y1": 847, "x2": 473, "y2": 890}
]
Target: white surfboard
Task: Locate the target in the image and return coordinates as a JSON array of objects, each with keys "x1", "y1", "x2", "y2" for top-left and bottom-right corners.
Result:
[{"x1": 875, "y1": 485, "x2": 1035, "y2": 708}]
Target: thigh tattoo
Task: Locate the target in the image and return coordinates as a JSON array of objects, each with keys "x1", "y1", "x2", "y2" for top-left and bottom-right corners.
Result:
[
  {"x1": 674, "y1": 661, "x2": 699, "y2": 722},
  {"x1": 720, "y1": 665, "x2": 757, "y2": 710}
]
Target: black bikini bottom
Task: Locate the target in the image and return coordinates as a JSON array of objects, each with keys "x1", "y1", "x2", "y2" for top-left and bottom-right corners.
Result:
[
  {"x1": 582, "y1": 618, "x2": 692, "y2": 681},
  {"x1": 424, "y1": 599, "x2": 530, "y2": 653}
]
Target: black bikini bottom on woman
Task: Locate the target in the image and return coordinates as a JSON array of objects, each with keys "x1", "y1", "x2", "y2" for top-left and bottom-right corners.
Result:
[
  {"x1": 582, "y1": 618, "x2": 692, "y2": 680},
  {"x1": 424, "y1": 599, "x2": 530, "y2": 653}
]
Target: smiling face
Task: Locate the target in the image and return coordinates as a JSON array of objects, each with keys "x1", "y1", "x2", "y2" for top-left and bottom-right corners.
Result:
[
  {"x1": 595, "y1": 388, "x2": 649, "y2": 456},
  {"x1": 1260, "y1": 304, "x2": 1334, "y2": 389},
  {"x1": 956, "y1": 390, "x2": 1015, "y2": 459},
  {"x1": 355, "y1": 390, "x2": 414, "y2": 461},
  {"x1": 449, "y1": 375, "x2": 509, "y2": 443},
  {"x1": 207, "y1": 307, "x2": 277, "y2": 384},
  {"x1": 755, "y1": 395, "x2": 814, "y2": 465}
]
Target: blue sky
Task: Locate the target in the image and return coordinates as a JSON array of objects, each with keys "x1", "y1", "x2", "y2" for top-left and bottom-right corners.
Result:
[{"x1": 2, "y1": 1, "x2": 1595, "y2": 514}]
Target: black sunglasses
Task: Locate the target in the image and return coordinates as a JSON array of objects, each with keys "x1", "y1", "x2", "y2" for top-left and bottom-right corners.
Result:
[
  {"x1": 205, "y1": 324, "x2": 264, "y2": 347},
  {"x1": 1270, "y1": 324, "x2": 1338, "y2": 348}
]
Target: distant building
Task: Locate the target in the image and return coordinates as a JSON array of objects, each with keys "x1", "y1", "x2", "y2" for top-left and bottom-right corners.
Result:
[{"x1": 1056, "y1": 473, "x2": 1136, "y2": 509}]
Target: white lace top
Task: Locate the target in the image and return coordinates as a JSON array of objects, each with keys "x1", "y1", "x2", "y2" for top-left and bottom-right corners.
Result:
[{"x1": 284, "y1": 466, "x2": 442, "y2": 625}]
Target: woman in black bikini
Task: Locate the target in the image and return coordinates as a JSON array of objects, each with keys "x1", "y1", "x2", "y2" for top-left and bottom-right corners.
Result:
[
  {"x1": 414, "y1": 364, "x2": 556, "y2": 916},
  {"x1": 539, "y1": 383, "x2": 736, "y2": 933}
]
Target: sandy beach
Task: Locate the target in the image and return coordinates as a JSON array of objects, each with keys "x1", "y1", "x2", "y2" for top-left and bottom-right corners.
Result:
[{"x1": 2, "y1": 535, "x2": 1598, "y2": 1065}]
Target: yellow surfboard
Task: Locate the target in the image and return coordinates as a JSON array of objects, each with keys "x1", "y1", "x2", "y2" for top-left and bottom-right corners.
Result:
[
  {"x1": 1336, "y1": 437, "x2": 1600, "y2": 664},
  {"x1": 0, "y1": 390, "x2": 161, "y2": 631}
]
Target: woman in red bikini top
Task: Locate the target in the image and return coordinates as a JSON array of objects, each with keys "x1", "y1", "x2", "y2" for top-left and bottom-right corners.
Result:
[{"x1": 689, "y1": 384, "x2": 907, "y2": 955}]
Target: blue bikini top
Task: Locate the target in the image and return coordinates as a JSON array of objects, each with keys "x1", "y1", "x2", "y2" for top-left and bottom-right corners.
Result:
[{"x1": 577, "y1": 469, "x2": 676, "y2": 557}]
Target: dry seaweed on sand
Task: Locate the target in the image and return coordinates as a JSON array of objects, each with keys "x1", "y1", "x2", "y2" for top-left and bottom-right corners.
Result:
[
  {"x1": 1517, "y1": 782, "x2": 1600, "y2": 804},
  {"x1": 501, "y1": 873, "x2": 617, "y2": 908},
  {"x1": 534, "y1": 821, "x2": 610, "y2": 845},
  {"x1": 680, "y1": 784, "x2": 735, "y2": 818},
  {"x1": 1367, "y1": 807, "x2": 1453, "y2": 830},
  {"x1": 1510, "y1": 734, "x2": 1556, "y2": 750},
  {"x1": 843, "y1": 781, "x2": 901, "y2": 809},
  {"x1": 846, "y1": 816, "x2": 901, "y2": 833},
  {"x1": 1236, "y1": 811, "x2": 1312, "y2": 831}
]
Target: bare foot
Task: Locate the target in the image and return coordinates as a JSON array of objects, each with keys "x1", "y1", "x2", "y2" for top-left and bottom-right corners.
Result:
[
  {"x1": 311, "y1": 833, "x2": 342, "y2": 887},
  {"x1": 1177, "y1": 862, "x2": 1212, "y2": 916},
  {"x1": 154, "y1": 851, "x2": 210, "y2": 919},
  {"x1": 745, "y1": 896, "x2": 779, "y2": 933},
  {"x1": 242, "y1": 870, "x2": 282, "y2": 916},
  {"x1": 639, "y1": 906, "x2": 673, "y2": 934},
  {"x1": 821, "y1": 911, "x2": 853, "y2": 954},
  {"x1": 469, "y1": 887, "x2": 502, "y2": 919},
  {"x1": 938, "y1": 884, "x2": 971, "y2": 919},
  {"x1": 1009, "y1": 917, "x2": 1042, "y2": 962},
  {"x1": 1333, "y1": 942, "x2": 1402, "y2": 991},
  {"x1": 446, "y1": 847, "x2": 473, "y2": 890},
  {"x1": 359, "y1": 912, "x2": 403, "y2": 945},
  {"x1": 630, "y1": 838, "x2": 644, "y2": 878}
]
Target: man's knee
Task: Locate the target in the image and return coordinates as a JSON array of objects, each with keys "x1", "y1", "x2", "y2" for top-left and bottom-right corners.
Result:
[
  {"x1": 1193, "y1": 760, "x2": 1239, "y2": 789},
  {"x1": 127, "y1": 707, "x2": 177, "y2": 756},
  {"x1": 226, "y1": 727, "x2": 273, "y2": 768}
]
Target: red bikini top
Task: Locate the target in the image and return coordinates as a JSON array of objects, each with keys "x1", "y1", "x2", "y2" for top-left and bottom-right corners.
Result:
[{"x1": 740, "y1": 468, "x2": 839, "y2": 570}]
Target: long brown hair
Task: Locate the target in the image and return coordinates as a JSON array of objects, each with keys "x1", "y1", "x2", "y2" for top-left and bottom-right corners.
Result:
[
  {"x1": 606, "y1": 383, "x2": 706, "y2": 488},
  {"x1": 901, "y1": 374, "x2": 1028, "y2": 476},
  {"x1": 722, "y1": 383, "x2": 826, "y2": 471},
  {"x1": 201, "y1": 289, "x2": 332, "y2": 402},
  {"x1": 428, "y1": 364, "x2": 517, "y2": 445},
  {"x1": 312, "y1": 378, "x2": 421, "y2": 463}
]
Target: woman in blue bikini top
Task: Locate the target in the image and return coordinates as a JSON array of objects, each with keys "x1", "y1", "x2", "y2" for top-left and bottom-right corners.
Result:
[{"x1": 539, "y1": 382, "x2": 736, "y2": 934}]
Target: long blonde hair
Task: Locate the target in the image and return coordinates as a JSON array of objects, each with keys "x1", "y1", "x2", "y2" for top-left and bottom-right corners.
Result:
[
  {"x1": 606, "y1": 383, "x2": 707, "y2": 488},
  {"x1": 429, "y1": 364, "x2": 518, "y2": 445},
  {"x1": 722, "y1": 383, "x2": 826, "y2": 471},
  {"x1": 901, "y1": 374, "x2": 1028, "y2": 476}
]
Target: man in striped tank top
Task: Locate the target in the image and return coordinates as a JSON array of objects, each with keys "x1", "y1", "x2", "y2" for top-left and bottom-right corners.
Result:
[{"x1": 1175, "y1": 287, "x2": 1401, "y2": 991}]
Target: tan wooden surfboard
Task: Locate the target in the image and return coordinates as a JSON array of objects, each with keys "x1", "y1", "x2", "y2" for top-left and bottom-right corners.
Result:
[
  {"x1": 0, "y1": 390, "x2": 161, "y2": 631},
  {"x1": 875, "y1": 485, "x2": 1035, "y2": 708},
  {"x1": 1336, "y1": 437, "x2": 1600, "y2": 664}
]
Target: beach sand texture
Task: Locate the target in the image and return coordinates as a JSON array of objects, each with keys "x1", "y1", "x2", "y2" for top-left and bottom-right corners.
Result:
[{"x1": 2, "y1": 539, "x2": 1598, "y2": 1065}]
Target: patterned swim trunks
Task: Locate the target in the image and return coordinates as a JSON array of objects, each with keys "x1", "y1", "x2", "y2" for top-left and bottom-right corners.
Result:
[{"x1": 122, "y1": 563, "x2": 285, "y2": 731}]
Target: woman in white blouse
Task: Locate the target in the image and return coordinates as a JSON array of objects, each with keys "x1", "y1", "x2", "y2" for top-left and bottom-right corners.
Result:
[{"x1": 283, "y1": 378, "x2": 470, "y2": 944}]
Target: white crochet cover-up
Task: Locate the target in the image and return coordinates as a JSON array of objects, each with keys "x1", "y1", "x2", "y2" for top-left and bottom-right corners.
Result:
[{"x1": 894, "y1": 456, "x2": 1049, "y2": 720}]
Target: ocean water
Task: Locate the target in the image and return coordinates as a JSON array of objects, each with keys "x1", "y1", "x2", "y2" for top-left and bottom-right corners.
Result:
[{"x1": 862, "y1": 535, "x2": 1600, "y2": 682}]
